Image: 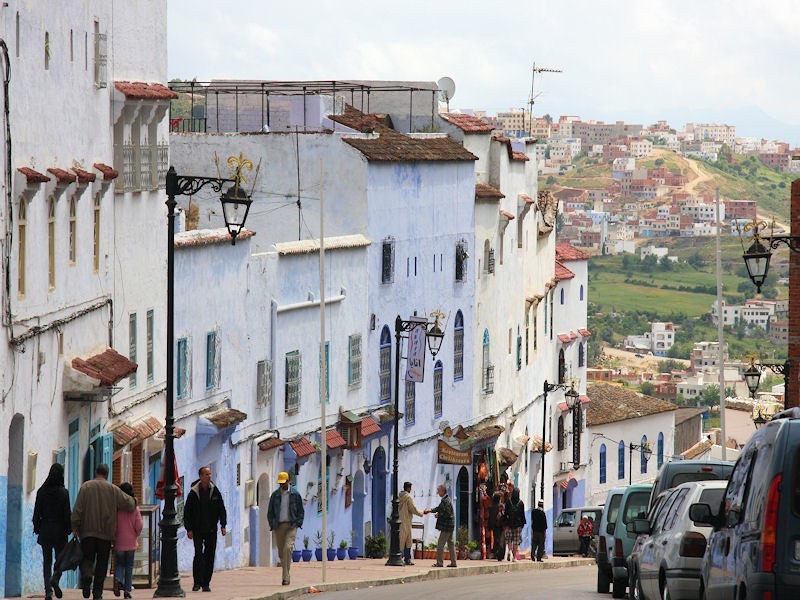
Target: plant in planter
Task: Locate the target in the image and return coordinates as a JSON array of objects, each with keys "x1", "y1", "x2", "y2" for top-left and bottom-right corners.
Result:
[
  {"x1": 326, "y1": 532, "x2": 337, "y2": 562},
  {"x1": 466, "y1": 540, "x2": 481, "y2": 560},
  {"x1": 423, "y1": 542, "x2": 437, "y2": 560},
  {"x1": 314, "y1": 531, "x2": 324, "y2": 561},
  {"x1": 301, "y1": 536, "x2": 313, "y2": 562},
  {"x1": 337, "y1": 539, "x2": 348, "y2": 560},
  {"x1": 456, "y1": 526, "x2": 469, "y2": 560},
  {"x1": 291, "y1": 539, "x2": 302, "y2": 563},
  {"x1": 348, "y1": 529, "x2": 360, "y2": 560},
  {"x1": 364, "y1": 531, "x2": 387, "y2": 559}
]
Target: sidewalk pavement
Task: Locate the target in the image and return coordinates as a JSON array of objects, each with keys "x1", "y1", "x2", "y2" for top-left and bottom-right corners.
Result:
[{"x1": 34, "y1": 555, "x2": 594, "y2": 600}]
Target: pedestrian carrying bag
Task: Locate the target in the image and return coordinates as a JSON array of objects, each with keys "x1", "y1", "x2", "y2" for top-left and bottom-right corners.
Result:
[{"x1": 53, "y1": 536, "x2": 83, "y2": 574}]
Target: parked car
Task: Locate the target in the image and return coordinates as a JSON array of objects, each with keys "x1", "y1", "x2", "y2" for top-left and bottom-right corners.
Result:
[
  {"x1": 630, "y1": 480, "x2": 726, "y2": 600},
  {"x1": 553, "y1": 505, "x2": 603, "y2": 555},
  {"x1": 626, "y1": 490, "x2": 674, "y2": 600},
  {"x1": 690, "y1": 407, "x2": 800, "y2": 600},
  {"x1": 648, "y1": 458, "x2": 733, "y2": 514},
  {"x1": 596, "y1": 487, "x2": 626, "y2": 593},
  {"x1": 609, "y1": 483, "x2": 653, "y2": 598}
]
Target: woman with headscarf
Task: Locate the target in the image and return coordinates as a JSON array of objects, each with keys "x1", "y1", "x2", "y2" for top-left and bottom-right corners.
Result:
[
  {"x1": 33, "y1": 463, "x2": 71, "y2": 600},
  {"x1": 504, "y1": 487, "x2": 526, "y2": 563},
  {"x1": 113, "y1": 482, "x2": 142, "y2": 599}
]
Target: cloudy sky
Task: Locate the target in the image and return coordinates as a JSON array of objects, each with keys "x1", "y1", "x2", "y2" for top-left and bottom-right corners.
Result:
[{"x1": 168, "y1": 0, "x2": 800, "y2": 143}]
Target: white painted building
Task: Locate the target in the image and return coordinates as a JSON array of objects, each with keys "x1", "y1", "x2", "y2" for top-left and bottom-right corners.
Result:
[{"x1": 711, "y1": 298, "x2": 787, "y2": 331}]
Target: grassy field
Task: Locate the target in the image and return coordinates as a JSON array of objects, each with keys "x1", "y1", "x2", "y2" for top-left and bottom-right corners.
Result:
[{"x1": 588, "y1": 279, "x2": 714, "y2": 316}]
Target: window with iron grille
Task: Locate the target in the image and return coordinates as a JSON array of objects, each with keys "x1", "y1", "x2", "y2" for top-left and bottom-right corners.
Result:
[
  {"x1": 405, "y1": 380, "x2": 415, "y2": 424},
  {"x1": 177, "y1": 338, "x2": 190, "y2": 400},
  {"x1": 578, "y1": 342, "x2": 585, "y2": 367},
  {"x1": 455, "y1": 241, "x2": 468, "y2": 282},
  {"x1": 129, "y1": 313, "x2": 137, "y2": 389},
  {"x1": 618, "y1": 441, "x2": 625, "y2": 480},
  {"x1": 453, "y1": 311, "x2": 464, "y2": 381},
  {"x1": 256, "y1": 359, "x2": 272, "y2": 407},
  {"x1": 558, "y1": 349, "x2": 566, "y2": 384},
  {"x1": 381, "y1": 238, "x2": 395, "y2": 283},
  {"x1": 140, "y1": 141, "x2": 153, "y2": 190},
  {"x1": 157, "y1": 142, "x2": 169, "y2": 187},
  {"x1": 146, "y1": 309, "x2": 154, "y2": 383},
  {"x1": 93, "y1": 23, "x2": 107, "y2": 88},
  {"x1": 206, "y1": 331, "x2": 220, "y2": 390},
  {"x1": 483, "y1": 365, "x2": 494, "y2": 394},
  {"x1": 488, "y1": 248, "x2": 495, "y2": 273},
  {"x1": 379, "y1": 326, "x2": 391, "y2": 403},
  {"x1": 348, "y1": 334, "x2": 362, "y2": 387},
  {"x1": 516, "y1": 332, "x2": 522, "y2": 371},
  {"x1": 433, "y1": 361, "x2": 443, "y2": 418},
  {"x1": 285, "y1": 351, "x2": 301, "y2": 413}
]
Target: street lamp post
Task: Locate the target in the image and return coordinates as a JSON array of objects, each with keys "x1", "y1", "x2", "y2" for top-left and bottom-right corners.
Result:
[
  {"x1": 155, "y1": 165, "x2": 254, "y2": 597},
  {"x1": 386, "y1": 313, "x2": 444, "y2": 567},
  {"x1": 628, "y1": 441, "x2": 652, "y2": 486},
  {"x1": 744, "y1": 357, "x2": 790, "y2": 428},
  {"x1": 540, "y1": 381, "x2": 578, "y2": 504}
]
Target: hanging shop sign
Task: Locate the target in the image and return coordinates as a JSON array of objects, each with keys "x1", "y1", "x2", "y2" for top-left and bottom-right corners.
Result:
[
  {"x1": 437, "y1": 439, "x2": 471, "y2": 465},
  {"x1": 405, "y1": 317, "x2": 428, "y2": 382}
]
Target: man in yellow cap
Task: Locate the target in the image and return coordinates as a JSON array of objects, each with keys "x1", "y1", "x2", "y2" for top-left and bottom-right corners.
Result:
[{"x1": 267, "y1": 472, "x2": 304, "y2": 585}]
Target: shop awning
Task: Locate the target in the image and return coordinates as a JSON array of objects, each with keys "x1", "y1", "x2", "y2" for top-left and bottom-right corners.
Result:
[
  {"x1": 258, "y1": 437, "x2": 285, "y2": 452},
  {"x1": 361, "y1": 416, "x2": 381, "y2": 437},
  {"x1": 326, "y1": 429, "x2": 346, "y2": 449},
  {"x1": 289, "y1": 436, "x2": 316, "y2": 458}
]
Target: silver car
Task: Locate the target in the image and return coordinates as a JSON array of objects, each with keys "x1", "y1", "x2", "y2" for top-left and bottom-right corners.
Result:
[
  {"x1": 629, "y1": 480, "x2": 726, "y2": 600},
  {"x1": 552, "y1": 505, "x2": 603, "y2": 555}
]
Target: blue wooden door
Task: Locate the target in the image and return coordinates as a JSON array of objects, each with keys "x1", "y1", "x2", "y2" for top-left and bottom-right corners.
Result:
[
  {"x1": 371, "y1": 447, "x2": 387, "y2": 536},
  {"x1": 352, "y1": 471, "x2": 365, "y2": 555}
]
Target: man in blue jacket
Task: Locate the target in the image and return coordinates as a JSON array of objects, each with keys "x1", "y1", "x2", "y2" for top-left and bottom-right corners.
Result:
[{"x1": 268, "y1": 472, "x2": 304, "y2": 586}]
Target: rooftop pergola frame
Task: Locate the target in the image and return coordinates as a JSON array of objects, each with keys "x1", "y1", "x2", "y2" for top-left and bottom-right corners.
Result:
[{"x1": 168, "y1": 79, "x2": 441, "y2": 134}]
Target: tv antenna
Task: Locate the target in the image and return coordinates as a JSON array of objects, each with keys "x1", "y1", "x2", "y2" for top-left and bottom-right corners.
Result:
[
  {"x1": 528, "y1": 62, "x2": 562, "y2": 136},
  {"x1": 437, "y1": 76, "x2": 456, "y2": 112}
]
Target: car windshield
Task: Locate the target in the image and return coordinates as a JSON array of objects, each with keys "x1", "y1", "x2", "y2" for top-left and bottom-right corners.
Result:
[
  {"x1": 699, "y1": 488, "x2": 725, "y2": 517},
  {"x1": 671, "y1": 465, "x2": 733, "y2": 487},
  {"x1": 622, "y1": 491, "x2": 651, "y2": 524}
]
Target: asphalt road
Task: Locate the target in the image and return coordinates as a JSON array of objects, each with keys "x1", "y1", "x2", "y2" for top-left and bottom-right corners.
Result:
[{"x1": 311, "y1": 565, "x2": 606, "y2": 600}]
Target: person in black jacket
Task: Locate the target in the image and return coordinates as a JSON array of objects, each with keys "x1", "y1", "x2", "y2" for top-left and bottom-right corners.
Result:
[
  {"x1": 530, "y1": 500, "x2": 548, "y2": 561},
  {"x1": 504, "y1": 487, "x2": 526, "y2": 562},
  {"x1": 183, "y1": 466, "x2": 227, "y2": 592},
  {"x1": 33, "y1": 463, "x2": 72, "y2": 600},
  {"x1": 487, "y1": 492, "x2": 505, "y2": 561},
  {"x1": 424, "y1": 484, "x2": 456, "y2": 567}
]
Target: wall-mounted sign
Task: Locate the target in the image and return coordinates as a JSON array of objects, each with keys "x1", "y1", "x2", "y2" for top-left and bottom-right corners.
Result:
[
  {"x1": 437, "y1": 439, "x2": 471, "y2": 465},
  {"x1": 405, "y1": 317, "x2": 428, "y2": 382}
]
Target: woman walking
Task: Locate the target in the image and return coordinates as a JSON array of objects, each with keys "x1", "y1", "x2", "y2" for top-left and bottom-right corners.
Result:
[
  {"x1": 504, "y1": 487, "x2": 526, "y2": 563},
  {"x1": 113, "y1": 482, "x2": 142, "y2": 599},
  {"x1": 33, "y1": 463, "x2": 71, "y2": 600}
]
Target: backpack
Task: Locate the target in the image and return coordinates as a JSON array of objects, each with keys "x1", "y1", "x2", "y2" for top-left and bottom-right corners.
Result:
[{"x1": 508, "y1": 500, "x2": 526, "y2": 528}]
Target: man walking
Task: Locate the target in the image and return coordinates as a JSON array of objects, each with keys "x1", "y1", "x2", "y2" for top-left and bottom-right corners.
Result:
[
  {"x1": 398, "y1": 481, "x2": 424, "y2": 565},
  {"x1": 71, "y1": 464, "x2": 136, "y2": 600},
  {"x1": 530, "y1": 500, "x2": 548, "y2": 562},
  {"x1": 183, "y1": 466, "x2": 227, "y2": 592},
  {"x1": 267, "y1": 472, "x2": 304, "y2": 586},
  {"x1": 424, "y1": 484, "x2": 456, "y2": 568}
]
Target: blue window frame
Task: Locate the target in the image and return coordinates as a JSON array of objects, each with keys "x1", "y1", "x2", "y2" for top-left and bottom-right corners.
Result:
[
  {"x1": 657, "y1": 432, "x2": 664, "y2": 468},
  {"x1": 599, "y1": 444, "x2": 607, "y2": 484},
  {"x1": 560, "y1": 288, "x2": 565, "y2": 304},
  {"x1": 640, "y1": 435, "x2": 648, "y2": 474},
  {"x1": 205, "y1": 331, "x2": 217, "y2": 390},
  {"x1": 379, "y1": 326, "x2": 391, "y2": 403},
  {"x1": 177, "y1": 338, "x2": 189, "y2": 399},
  {"x1": 618, "y1": 441, "x2": 625, "y2": 480},
  {"x1": 453, "y1": 310, "x2": 464, "y2": 381},
  {"x1": 580, "y1": 284, "x2": 584, "y2": 301}
]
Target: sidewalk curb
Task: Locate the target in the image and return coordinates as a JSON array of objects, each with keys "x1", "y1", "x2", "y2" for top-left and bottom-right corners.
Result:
[{"x1": 254, "y1": 557, "x2": 594, "y2": 600}]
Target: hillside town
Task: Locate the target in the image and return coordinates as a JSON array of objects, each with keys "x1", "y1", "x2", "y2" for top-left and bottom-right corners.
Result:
[{"x1": 1, "y1": 2, "x2": 799, "y2": 599}]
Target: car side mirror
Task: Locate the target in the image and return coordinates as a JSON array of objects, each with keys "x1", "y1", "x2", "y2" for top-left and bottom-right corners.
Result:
[
  {"x1": 628, "y1": 518, "x2": 650, "y2": 535},
  {"x1": 606, "y1": 522, "x2": 615, "y2": 535},
  {"x1": 689, "y1": 502, "x2": 714, "y2": 526}
]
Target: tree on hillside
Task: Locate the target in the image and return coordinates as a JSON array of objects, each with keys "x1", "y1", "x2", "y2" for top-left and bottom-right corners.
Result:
[
  {"x1": 543, "y1": 113, "x2": 553, "y2": 124},
  {"x1": 686, "y1": 251, "x2": 706, "y2": 269},
  {"x1": 640, "y1": 382, "x2": 655, "y2": 396},
  {"x1": 658, "y1": 359, "x2": 686, "y2": 374}
]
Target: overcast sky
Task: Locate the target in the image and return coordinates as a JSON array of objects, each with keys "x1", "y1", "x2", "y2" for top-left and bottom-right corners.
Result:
[{"x1": 168, "y1": 0, "x2": 800, "y2": 143}]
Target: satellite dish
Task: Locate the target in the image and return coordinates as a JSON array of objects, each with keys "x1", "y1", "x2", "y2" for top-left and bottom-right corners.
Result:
[{"x1": 437, "y1": 77, "x2": 456, "y2": 108}]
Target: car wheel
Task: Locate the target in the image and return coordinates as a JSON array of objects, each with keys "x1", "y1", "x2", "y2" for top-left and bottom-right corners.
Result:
[
  {"x1": 597, "y1": 568, "x2": 610, "y2": 594},
  {"x1": 612, "y1": 576, "x2": 627, "y2": 598},
  {"x1": 661, "y1": 581, "x2": 671, "y2": 600},
  {"x1": 630, "y1": 570, "x2": 644, "y2": 600}
]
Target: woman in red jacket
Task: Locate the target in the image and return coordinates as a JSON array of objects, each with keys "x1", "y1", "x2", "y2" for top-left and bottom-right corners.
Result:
[{"x1": 113, "y1": 483, "x2": 142, "y2": 599}]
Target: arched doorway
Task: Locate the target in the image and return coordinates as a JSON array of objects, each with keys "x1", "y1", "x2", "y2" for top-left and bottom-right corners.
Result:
[
  {"x1": 371, "y1": 447, "x2": 387, "y2": 536},
  {"x1": 351, "y1": 471, "x2": 365, "y2": 555},
  {"x1": 256, "y1": 473, "x2": 271, "y2": 566},
  {"x1": 5, "y1": 414, "x2": 24, "y2": 597},
  {"x1": 456, "y1": 466, "x2": 469, "y2": 535}
]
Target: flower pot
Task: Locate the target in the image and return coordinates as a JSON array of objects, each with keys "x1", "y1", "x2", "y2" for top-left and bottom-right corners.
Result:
[
  {"x1": 469, "y1": 550, "x2": 482, "y2": 560},
  {"x1": 423, "y1": 550, "x2": 436, "y2": 560},
  {"x1": 348, "y1": 547, "x2": 359, "y2": 560},
  {"x1": 302, "y1": 549, "x2": 313, "y2": 562},
  {"x1": 326, "y1": 548, "x2": 337, "y2": 561},
  {"x1": 413, "y1": 549, "x2": 423, "y2": 559},
  {"x1": 336, "y1": 547, "x2": 347, "y2": 560},
  {"x1": 315, "y1": 548, "x2": 323, "y2": 561},
  {"x1": 292, "y1": 550, "x2": 302, "y2": 562}
]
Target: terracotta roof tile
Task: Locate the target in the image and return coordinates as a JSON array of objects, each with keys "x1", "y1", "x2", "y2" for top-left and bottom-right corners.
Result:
[
  {"x1": 289, "y1": 436, "x2": 316, "y2": 458},
  {"x1": 326, "y1": 428, "x2": 346, "y2": 449},
  {"x1": 203, "y1": 407, "x2": 247, "y2": 429},
  {"x1": 17, "y1": 167, "x2": 50, "y2": 184},
  {"x1": 47, "y1": 168, "x2": 77, "y2": 184},
  {"x1": 440, "y1": 113, "x2": 495, "y2": 133},
  {"x1": 511, "y1": 151, "x2": 530, "y2": 162},
  {"x1": 115, "y1": 81, "x2": 178, "y2": 100},
  {"x1": 258, "y1": 437, "x2": 285, "y2": 451},
  {"x1": 570, "y1": 330, "x2": 579, "y2": 340},
  {"x1": 175, "y1": 228, "x2": 255, "y2": 248},
  {"x1": 492, "y1": 134, "x2": 530, "y2": 162},
  {"x1": 475, "y1": 182, "x2": 505, "y2": 200},
  {"x1": 555, "y1": 260, "x2": 575, "y2": 281},
  {"x1": 578, "y1": 328, "x2": 591, "y2": 337},
  {"x1": 72, "y1": 168, "x2": 97, "y2": 184},
  {"x1": 361, "y1": 416, "x2": 381, "y2": 437},
  {"x1": 556, "y1": 242, "x2": 591, "y2": 261},
  {"x1": 557, "y1": 333, "x2": 572, "y2": 343},
  {"x1": 94, "y1": 163, "x2": 119, "y2": 181},
  {"x1": 111, "y1": 423, "x2": 139, "y2": 447},
  {"x1": 586, "y1": 382, "x2": 677, "y2": 426},
  {"x1": 71, "y1": 348, "x2": 137, "y2": 387},
  {"x1": 682, "y1": 438, "x2": 712, "y2": 459},
  {"x1": 500, "y1": 209, "x2": 515, "y2": 220},
  {"x1": 135, "y1": 416, "x2": 163, "y2": 440}
]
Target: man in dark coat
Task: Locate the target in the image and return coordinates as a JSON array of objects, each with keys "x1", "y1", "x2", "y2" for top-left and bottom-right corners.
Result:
[
  {"x1": 425, "y1": 484, "x2": 456, "y2": 567},
  {"x1": 530, "y1": 500, "x2": 548, "y2": 561},
  {"x1": 33, "y1": 463, "x2": 71, "y2": 600},
  {"x1": 267, "y1": 471, "x2": 304, "y2": 585},
  {"x1": 183, "y1": 466, "x2": 227, "y2": 592}
]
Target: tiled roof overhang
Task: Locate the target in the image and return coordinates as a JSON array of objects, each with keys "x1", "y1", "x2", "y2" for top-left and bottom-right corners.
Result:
[
  {"x1": 115, "y1": 81, "x2": 179, "y2": 100},
  {"x1": 71, "y1": 348, "x2": 137, "y2": 387},
  {"x1": 289, "y1": 436, "x2": 316, "y2": 457},
  {"x1": 18, "y1": 167, "x2": 50, "y2": 183}
]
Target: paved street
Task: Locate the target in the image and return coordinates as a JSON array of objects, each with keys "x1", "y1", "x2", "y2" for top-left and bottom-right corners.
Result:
[{"x1": 317, "y1": 565, "x2": 601, "y2": 600}]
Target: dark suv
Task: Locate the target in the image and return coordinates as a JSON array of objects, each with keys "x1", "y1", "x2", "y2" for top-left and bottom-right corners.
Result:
[
  {"x1": 690, "y1": 406, "x2": 800, "y2": 599},
  {"x1": 648, "y1": 458, "x2": 733, "y2": 515}
]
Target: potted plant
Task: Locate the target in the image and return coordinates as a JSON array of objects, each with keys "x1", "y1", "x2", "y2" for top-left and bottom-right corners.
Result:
[
  {"x1": 314, "y1": 531, "x2": 323, "y2": 561},
  {"x1": 364, "y1": 531, "x2": 387, "y2": 558},
  {"x1": 292, "y1": 539, "x2": 302, "y2": 563},
  {"x1": 423, "y1": 542, "x2": 437, "y2": 560},
  {"x1": 348, "y1": 530, "x2": 359, "y2": 560},
  {"x1": 466, "y1": 540, "x2": 481, "y2": 560},
  {"x1": 326, "y1": 532, "x2": 337, "y2": 562},
  {"x1": 456, "y1": 525, "x2": 469, "y2": 561},
  {"x1": 337, "y1": 539, "x2": 348, "y2": 560},
  {"x1": 301, "y1": 536, "x2": 313, "y2": 562}
]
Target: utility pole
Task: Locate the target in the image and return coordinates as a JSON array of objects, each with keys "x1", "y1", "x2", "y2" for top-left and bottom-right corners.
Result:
[{"x1": 528, "y1": 62, "x2": 562, "y2": 137}]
